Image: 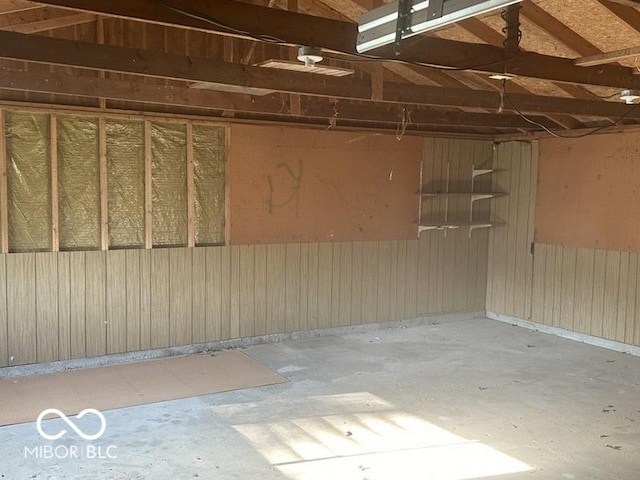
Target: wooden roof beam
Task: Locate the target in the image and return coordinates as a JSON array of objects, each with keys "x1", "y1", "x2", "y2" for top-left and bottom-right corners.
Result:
[
  {"x1": 0, "y1": 67, "x2": 561, "y2": 131},
  {"x1": 0, "y1": 0, "x2": 42, "y2": 15},
  {"x1": 597, "y1": 0, "x2": 640, "y2": 36},
  {"x1": 0, "y1": 30, "x2": 638, "y2": 119},
  {"x1": 313, "y1": 0, "x2": 477, "y2": 103},
  {"x1": 520, "y1": 2, "x2": 602, "y2": 57},
  {"x1": 31, "y1": 0, "x2": 640, "y2": 89},
  {"x1": 602, "y1": 0, "x2": 640, "y2": 7},
  {"x1": 460, "y1": 21, "x2": 593, "y2": 100},
  {"x1": 3, "y1": 12, "x2": 95, "y2": 33},
  {"x1": 575, "y1": 46, "x2": 640, "y2": 67}
]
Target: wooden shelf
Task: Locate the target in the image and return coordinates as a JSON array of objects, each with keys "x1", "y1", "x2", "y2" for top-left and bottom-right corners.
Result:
[
  {"x1": 418, "y1": 163, "x2": 507, "y2": 238},
  {"x1": 418, "y1": 221, "x2": 505, "y2": 233},
  {"x1": 421, "y1": 192, "x2": 506, "y2": 201}
]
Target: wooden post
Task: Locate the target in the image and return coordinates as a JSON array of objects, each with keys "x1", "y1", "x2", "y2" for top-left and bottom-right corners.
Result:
[
  {"x1": 287, "y1": 21, "x2": 302, "y2": 116},
  {"x1": 50, "y1": 114, "x2": 59, "y2": 252},
  {"x1": 96, "y1": 16, "x2": 107, "y2": 110},
  {"x1": 144, "y1": 120, "x2": 152, "y2": 249},
  {"x1": 99, "y1": 117, "x2": 108, "y2": 250},
  {"x1": 0, "y1": 110, "x2": 8, "y2": 254},
  {"x1": 290, "y1": 95, "x2": 302, "y2": 116},
  {"x1": 370, "y1": 64, "x2": 384, "y2": 101},
  {"x1": 186, "y1": 122, "x2": 195, "y2": 247}
]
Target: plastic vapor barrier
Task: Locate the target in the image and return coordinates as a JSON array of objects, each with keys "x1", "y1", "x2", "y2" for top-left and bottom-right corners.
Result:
[
  {"x1": 151, "y1": 122, "x2": 187, "y2": 246},
  {"x1": 193, "y1": 125, "x2": 225, "y2": 245},
  {"x1": 57, "y1": 116, "x2": 100, "y2": 250},
  {"x1": 107, "y1": 120, "x2": 145, "y2": 248},
  {"x1": 5, "y1": 112, "x2": 51, "y2": 252}
]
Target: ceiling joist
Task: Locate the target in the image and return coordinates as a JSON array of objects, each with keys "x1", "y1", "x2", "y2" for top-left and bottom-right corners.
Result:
[
  {"x1": 0, "y1": 67, "x2": 564, "y2": 131},
  {"x1": 575, "y1": 46, "x2": 640, "y2": 67},
  {"x1": 30, "y1": 0, "x2": 640, "y2": 89},
  {"x1": 3, "y1": 12, "x2": 95, "y2": 33},
  {"x1": 0, "y1": 0, "x2": 41, "y2": 15},
  {"x1": 0, "y1": 29, "x2": 636, "y2": 120}
]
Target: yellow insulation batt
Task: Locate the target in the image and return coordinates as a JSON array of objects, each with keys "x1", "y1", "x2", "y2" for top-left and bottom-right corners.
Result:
[
  {"x1": 107, "y1": 120, "x2": 145, "y2": 248},
  {"x1": 5, "y1": 112, "x2": 51, "y2": 252},
  {"x1": 57, "y1": 116, "x2": 100, "y2": 250},
  {"x1": 193, "y1": 124, "x2": 225, "y2": 245},
  {"x1": 151, "y1": 122, "x2": 187, "y2": 247}
]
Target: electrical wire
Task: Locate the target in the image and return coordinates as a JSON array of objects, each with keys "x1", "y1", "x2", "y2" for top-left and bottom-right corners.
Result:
[
  {"x1": 503, "y1": 91, "x2": 640, "y2": 139},
  {"x1": 396, "y1": 108, "x2": 411, "y2": 140},
  {"x1": 159, "y1": 0, "x2": 638, "y2": 137},
  {"x1": 500, "y1": 4, "x2": 522, "y2": 50},
  {"x1": 158, "y1": 0, "x2": 525, "y2": 73},
  {"x1": 157, "y1": 0, "x2": 287, "y2": 44}
]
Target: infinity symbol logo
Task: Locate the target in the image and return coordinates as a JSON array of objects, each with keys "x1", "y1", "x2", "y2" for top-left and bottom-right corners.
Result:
[{"x1": 36, "y1": 408, "x2": 107, "y2": 441}]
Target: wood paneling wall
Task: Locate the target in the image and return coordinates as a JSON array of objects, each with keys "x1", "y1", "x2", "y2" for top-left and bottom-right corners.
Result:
[
  {"x1": 421, "y1": 137, "x2": 493, "y2": 313},
  {"x1": 0, "y1": 234, "x2": 486, "y2": 366},
  {"x1": 486, "y1": 139, "x2": 640, "y2": 347},
  {"x1": 486, "y1": 141, "x2": 538, "y2": 320},
  {"x1": 0, "y1": 136, "x2": 491, "y2": 367},
  {"x1": 530, "y1": 244, "x2": 640, "y2": 346}
]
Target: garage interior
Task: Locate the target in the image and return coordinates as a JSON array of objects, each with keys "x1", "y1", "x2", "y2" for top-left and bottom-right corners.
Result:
[{"x1": 0, "y1": 0, "x2": 640, "y2": 478}]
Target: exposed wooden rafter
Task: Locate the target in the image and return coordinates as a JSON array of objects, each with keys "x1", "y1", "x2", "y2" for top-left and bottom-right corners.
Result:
[
  {"x1": 0, "y1": 0, "x2": 41, "y2": 15},
  {"x1": 457, "y1": 17, "x2": 589, "y2": 100},
  {"x1": 0, "y1": 30, "x2": 636, "y2": 119},
  {"x1": 520, "y1": 2, "x2": 602, "y2": 57},
  {"x1": 0, "y1": 67, "x2": 566, "y2": 130},
  {"x1": 313, "y1": 0, "x2": 483, "y2": 107},
  {"x1": 576, "y1": 46, "x2": 640, "y2": 67},
  {"x1": 30, "y1": 0, "x2": 640, "y2": 89},
  {"x1": 603, "y1": 0, "x2": 640, "y2": 6},
  {"x1": 597, "y1": 0, "x2": 640, "y2": 43},
  {"x1": 2, "y1": 12, "x2": 95, "y2": 33}
]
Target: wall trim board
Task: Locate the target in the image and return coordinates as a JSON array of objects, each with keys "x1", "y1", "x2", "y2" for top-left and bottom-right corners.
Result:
[
  {"x1": 0, "y1": 311, "x2": 485, "y2": 378},
  {"x1": 487, "y1": 311, "x2": 640, "y2": 358}
]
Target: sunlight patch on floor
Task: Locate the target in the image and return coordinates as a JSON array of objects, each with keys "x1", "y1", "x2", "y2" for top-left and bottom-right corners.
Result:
[{"x1": 232, "y1": 394, "x2": 532, "y2": 480}]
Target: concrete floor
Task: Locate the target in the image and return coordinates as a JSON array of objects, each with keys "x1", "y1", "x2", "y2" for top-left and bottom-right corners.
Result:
[{"x1": 1, "y1": 315, "x2": 639, "y2": 480}]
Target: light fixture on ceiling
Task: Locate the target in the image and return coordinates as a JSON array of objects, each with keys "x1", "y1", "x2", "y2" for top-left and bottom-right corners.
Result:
[
  {"x1": 357, "y1": 0, "x2": 524, "y2": 53},
  {"x1": 620, "y1": 89, "x2": 640, "y2": 105},
  {"x1": 489, "y1": 73, "x2": 514, "y2": 81},
  {"x1": 257, "y1": 46, "x2": 355, "y2": 77},
  {"x1": 297, "y1": 46, "x2": 323, "y2": 67}
]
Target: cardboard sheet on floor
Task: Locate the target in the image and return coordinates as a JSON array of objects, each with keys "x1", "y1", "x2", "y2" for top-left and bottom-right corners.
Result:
[{"x1": 0, "y1": 351, "x2": 287, "y2": 426}]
